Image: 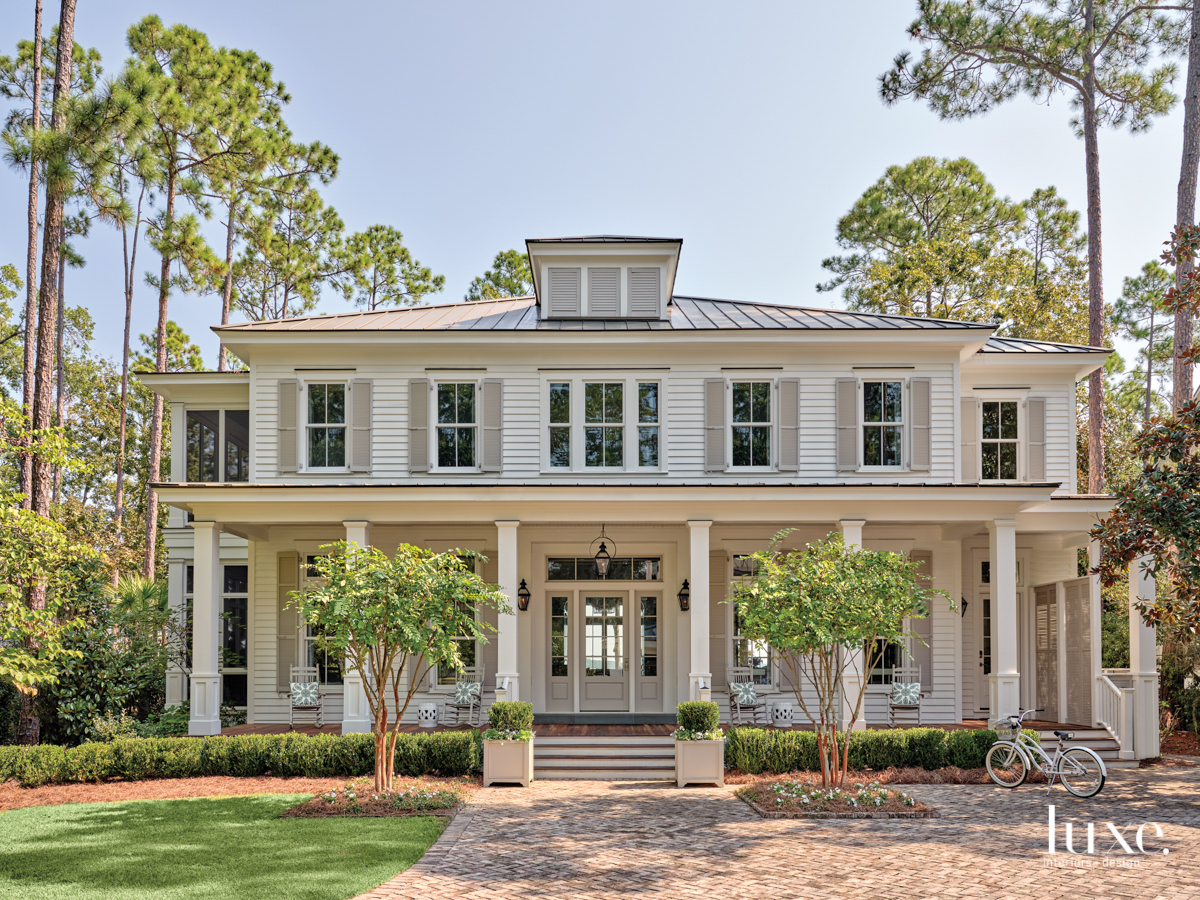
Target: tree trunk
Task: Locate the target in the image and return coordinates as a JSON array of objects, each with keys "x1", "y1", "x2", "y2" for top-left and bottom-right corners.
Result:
[
  {"x1": 1146, "y1": 304, "x2": 1155, "y2": 423},
  {"x1": 218, "y1": 199, "x2": 236, "y2": 372},
  {"x1": 143, "y1": 167, "x2": 176, "y2": 579},
  {"x1": 52, "y1": 228, "x2": 65, "y2": 504},
  {"x1": 114, "y1": 178, "x2": 138, "y2": 548},
  {"x1": 19, "y1": 0, "x2": 43, "y2": 511},
  {"x1": 30, "y1": 0, "x2": 76, "y2": 519},
  {"x1": 1083, "y1": 1, "x2": 1105, "y2": 494},
  {"x1": 1175, "y1": 2, "x2": 1200, "y2": 411}
]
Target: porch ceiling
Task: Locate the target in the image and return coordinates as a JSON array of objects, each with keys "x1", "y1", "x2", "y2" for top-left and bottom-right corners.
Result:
[{"x1": 153, "y1": 482, "x2": 1111, "y2": 536}]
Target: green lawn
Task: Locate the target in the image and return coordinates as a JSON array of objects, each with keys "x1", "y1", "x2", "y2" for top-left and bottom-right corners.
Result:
[{"x1": 0, "y1": 794, "x2": 444, "y2": 900}]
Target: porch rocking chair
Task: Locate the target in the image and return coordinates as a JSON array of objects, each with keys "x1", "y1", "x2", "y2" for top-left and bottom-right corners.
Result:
[
  {"x1": 887, "y1": 665, "x2": 923, "y2": 728},
  {"x1": 289, "y1": 665, "x2": 324, "y2": 729},
  {"x1": 728, "y1": 666, "x2": 767, "y2": 726},
  {"x1": 442, "y1": 665, "x2": 484, "y2": 727}
]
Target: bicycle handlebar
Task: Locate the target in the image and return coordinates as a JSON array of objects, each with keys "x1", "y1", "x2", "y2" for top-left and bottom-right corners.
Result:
[{"x1": 1012, "y1": 708, "x2": 1046, "y2": 723}]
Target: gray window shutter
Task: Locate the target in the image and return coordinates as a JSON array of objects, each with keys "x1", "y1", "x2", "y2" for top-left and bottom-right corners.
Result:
[
  {"x1": 704, "y1": 379, "x2": 726, "y2": 472},
  {"x1": 480, "y1": 556, "x2": 499, "y2": 691},
  {"x1": 779, "y1": 378, "x2": 800, "y2": 472},
  {"x1": 1027, "y1": 397, "x2": 1046, "y2": 482},
  {"x1": 910, "y1": 378, "x2": 931, "y2": 471},
  {"x1": 836, "y1": 378, "x2": 858, "y2": 472},
  {"x1": 587, "y1": 267, "x2": 619, "y2": 316},
  {"x1": 481, "y1": 378, "x2": 503, "y2": 473},
  {"x1": 628, "y1": 267, "x2": 661, "y2": 318},
  {"x1": 277, "y1": 551, "x2": 299, "y2": 692},
  {"x1": 960, "y1": 398, "x2": 978, "y2": 482},
  {"x1": 910, "y1": 551, "x2": 933, "y2": 688},
  {"x1": 278, "y1": 379, "x2": 298, "y2": 474},
  {"x1": 409, "y1": 379, "x2": 429, "y2": 473},
  {"x1": 349, "y1": 379, "x2": 372, "y2": 473},
  {"x1": 709, "y1": 550, "x2": 727, "y2": 691},
  {"x1": 548, "y1": 267, "x2": 581, "y2": 316}
]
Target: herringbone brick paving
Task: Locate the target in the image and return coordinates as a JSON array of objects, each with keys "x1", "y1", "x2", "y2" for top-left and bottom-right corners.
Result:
[{"x1": 358, "y1": 765, "x2": 1200, "y2": 900}]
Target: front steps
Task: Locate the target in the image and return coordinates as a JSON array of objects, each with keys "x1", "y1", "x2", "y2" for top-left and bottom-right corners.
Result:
[
  {"x1": 1036, "y1": 728, "x2": 1138, "y2": 770},
  {"x1": 534, "y1": 734, "x2": 677, "y2": 780}
]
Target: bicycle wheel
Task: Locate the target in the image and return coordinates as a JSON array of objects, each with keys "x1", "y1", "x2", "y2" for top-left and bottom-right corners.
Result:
[
  {"x1": 986, "y1": 742, "x2": 1029, "y2": 787},
  {"x1": 1058, "y1": 748, "x2": 1105, "y2": 798}
]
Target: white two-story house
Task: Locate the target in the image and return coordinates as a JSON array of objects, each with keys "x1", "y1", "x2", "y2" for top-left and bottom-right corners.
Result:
[{"x1": 138, "y1": 235, "x2": 1158, "y2": 760}]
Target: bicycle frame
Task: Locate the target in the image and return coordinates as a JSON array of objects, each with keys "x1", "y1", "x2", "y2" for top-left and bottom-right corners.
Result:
[{"x1": 992, "y1": 713, "x2": 1108, "y2": 794}]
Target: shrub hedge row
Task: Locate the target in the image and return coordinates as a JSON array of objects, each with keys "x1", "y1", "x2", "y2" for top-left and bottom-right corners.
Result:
[
  {"x1": 0, "y1": 731, "x2": 479, "y2": 787},
  {"x1": 724, "y1": 726, "x2": 1022, "y2": 774}
]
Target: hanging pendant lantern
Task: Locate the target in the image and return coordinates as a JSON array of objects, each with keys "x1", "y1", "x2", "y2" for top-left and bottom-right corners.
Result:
[{"x1": 590, "y1": 524, "x2": 617, "y2": 579}]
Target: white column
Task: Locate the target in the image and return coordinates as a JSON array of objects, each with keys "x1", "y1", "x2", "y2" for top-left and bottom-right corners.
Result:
[
  {"x1": 188, "y1": 521, "x2": 222, "y2": 736},
  {"x1": 987, "y1": 518, "x2": 1020, "y2": 725},
  {"x1": 1129, "y1": 557, "x2": 1160, "y2": 759},
  {"x1": 495, "y1": 520, "x2": 520, "y2": 702},
  {"x1": 688, "y1": 520, "x2": 713, "y2": 701},
  {"x1": 165, "y1": 560, "x2": 186, "y2": 708},
  {"x1": 840, "y1": 520, "x2": 868, "y2": 731},
  {"x1": 340, "y1": 520, "x2": 373, "y2": 734}
]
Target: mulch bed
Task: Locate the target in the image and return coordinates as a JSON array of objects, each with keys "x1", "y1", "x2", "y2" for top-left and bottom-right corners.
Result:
[
  {"x1": 281, "y1": 775, "x2": 477, "y2": 819},
  {"x1": 728, "y1": 765, "x2": 995, "y2": 785},
  {"x1": 736, "y1": 773, "x2": 936, "y2": 819},
  {"x1": 1161, "y1": 730, "x2": 1200, "y2": 757}
]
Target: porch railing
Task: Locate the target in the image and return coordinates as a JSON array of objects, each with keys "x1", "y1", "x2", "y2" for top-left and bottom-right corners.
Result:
[{"x1": 1096, "y1": 673, "x2": 1135, "y2": 759}]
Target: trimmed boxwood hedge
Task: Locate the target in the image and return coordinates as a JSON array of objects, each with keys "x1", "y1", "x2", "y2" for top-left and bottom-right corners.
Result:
[
  {"x1": 724, "y1": 726, "x2": 1024, "y2": 774},
  {"x1": 0, "y1": 731, "x2": 480, "y2": 787}
]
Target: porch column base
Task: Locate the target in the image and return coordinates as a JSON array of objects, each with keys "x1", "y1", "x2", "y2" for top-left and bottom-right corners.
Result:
[
  {"x1": 495, "y1": 673, "x2": 519, "y2": 703},
  {"x1": 987, "y1": 673, "x2": 1021, "y2": 727},
  {"x1": 341, "y1": 670, "x2": 371, "y2": 734},
  {"x1": 1133, "y1": 672, "x2": 1160, "y2": 759},
  {"x1": 189, "y1": 674, "x2": 222, "y2": 735},
  {"x1": 688, "y1": 672, "x2": 712, "y2": 702}
]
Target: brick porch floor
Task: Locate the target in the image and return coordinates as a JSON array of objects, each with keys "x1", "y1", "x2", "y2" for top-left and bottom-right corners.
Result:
[{"x1": 357, "y1": 765, "x2": 1200, "y2": 900}]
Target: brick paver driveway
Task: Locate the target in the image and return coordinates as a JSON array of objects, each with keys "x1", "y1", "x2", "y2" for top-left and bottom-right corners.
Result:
[{"x1": 360, "y1": 765, "x2": 1200, "y2": 900}]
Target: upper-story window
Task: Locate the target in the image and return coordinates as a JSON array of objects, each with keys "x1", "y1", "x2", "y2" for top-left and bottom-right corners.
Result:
[
  {"x1": 307, "y1": 383, "x2": 346, "y2": 469},
  {"x1": 545, "y1": 377, "x2": 663, "y2": 471},
  {"x1": 731, "y1": 382, "x2": 771, "y2": 467},
  {"x1": 187, "y1": 409, "x2": 249, "y2": 482},
  {"x1": 437, "y1": 383, "x2": 476, "y2": 468},
  {"x1": 862, "y1": 380, "x2": 903, "y2": 467},
  {"x1": 981, "y1": 401, "x2": 1019, "y2": 480},
  {"x1": 585, "y1": 382, "x2": 623, "y2": 467}
]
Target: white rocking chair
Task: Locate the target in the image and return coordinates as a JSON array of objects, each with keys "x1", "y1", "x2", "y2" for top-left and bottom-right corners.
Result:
[
  {"x1": 289, "y1": 665, "x2": 324, "y2": 729},
  {"x1": 728, "y1": 666, "x2": 767, "y2": 726},
  {"x1": 442, "y1": 665, "x2": 484, "y2": 727},
  {"x1": 887, "y1": 665, "x2": 923, "y2": 728}
]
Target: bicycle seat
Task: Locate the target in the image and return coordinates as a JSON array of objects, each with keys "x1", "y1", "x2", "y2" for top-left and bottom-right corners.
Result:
[{"x1": 1054, "y1": 730, "x2": 1074, "y2": 741}]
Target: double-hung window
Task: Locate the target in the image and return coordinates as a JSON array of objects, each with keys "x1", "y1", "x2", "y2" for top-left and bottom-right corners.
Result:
[
  {"x1": 307, "y1": 384, "x2": 346, "y2": 469},
  {"x1": 549, "y1": 383, "x2": 571, "y2": 467},
  {"x1": 862, "y1": 380, "x2": 903, "y2": 467},
  {"x1": 186, "y1": 410, "x2": 249, "y2": 482},
  {"x1": 184, "y1": 564, "x2": 250, "y2": 705},
  {"x1": 585, "y1": 382, "x2": 623, "y2": 468},
  {"x1": 437, "y1": 382, "x2": 476, "y2": 468},
  {"x1": 437, "y1": 600, "x2": 478, "y2": 686},
  {"x1": 731, "y1": 382, "x2": 771, "y2": 467},
  {"x1": 637, "y1": 383, "x2": 660, "y2": 467},
  {"x1": 981, "y1": 401, "x2": 1019, "y2": 480},
  {"x1": 302, "y1": 556, "x2": 343, "y2": 686}
]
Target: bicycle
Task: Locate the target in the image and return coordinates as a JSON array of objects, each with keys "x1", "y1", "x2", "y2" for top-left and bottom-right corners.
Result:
[{"x1": 984, "y1": 707, "x2": 1107, "y2": 798}]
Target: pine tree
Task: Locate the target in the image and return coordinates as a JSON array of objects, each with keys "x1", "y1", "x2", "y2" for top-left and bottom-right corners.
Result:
[
  {"x1": 465, "y1": 249, "x2": 533, "y2": 301},
  {"x1": 341, "y1": 225, "x2": 444, "y2": 310},
  {"x1": 1175, "y1": 4, "x2": 1200, "y2": 409},
  {"x1": 1115, "y1": 262, "x2": 1175, "y2": 421}
]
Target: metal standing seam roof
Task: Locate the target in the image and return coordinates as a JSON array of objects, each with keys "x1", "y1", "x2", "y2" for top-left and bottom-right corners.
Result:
[{"x1": 213, "y1": 294, "x2": 1109, "y2": 353}]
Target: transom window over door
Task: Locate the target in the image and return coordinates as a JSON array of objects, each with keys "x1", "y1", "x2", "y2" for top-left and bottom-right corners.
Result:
[
  {"x1": 732, "y1": 382, "x2": 771, "y2": 467},
  {"x1": 863, "y1": 381, "x2": 903, "y2": 467},
  {"x1": 981, "y1": 401, "x2": 1019, "y2": 480},
  {"x1": 437, "y1": 383, "x2": 476, "y2": 467},
  {"x1": 585, "y1": 382, "x2": 623, "y2": 467},
  {"x1": 307, "y1": 384, "x2": 346, "y2": 468}
]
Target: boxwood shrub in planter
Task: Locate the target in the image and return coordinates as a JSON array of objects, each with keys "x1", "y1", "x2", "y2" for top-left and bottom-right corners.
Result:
[
  {"x1": 482, "y1": 701, "x2": 535, "y2": 787},
  {"x1": 674, "y1": 701, "x2": 724, "y2": 788}
]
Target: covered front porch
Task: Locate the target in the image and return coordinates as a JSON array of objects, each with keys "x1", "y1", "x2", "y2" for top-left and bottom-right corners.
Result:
[{"x1": 160, "y1": 483, "x2": 1158, "y2": 759}]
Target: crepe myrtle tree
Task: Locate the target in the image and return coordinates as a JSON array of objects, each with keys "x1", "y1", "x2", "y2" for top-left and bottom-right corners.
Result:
[
  {"x1": 730, "y1": 532, "x2": 951, "y2": 789},
  {"x1": 296, "y1": 542, "x2": 510, "y2": 791}
]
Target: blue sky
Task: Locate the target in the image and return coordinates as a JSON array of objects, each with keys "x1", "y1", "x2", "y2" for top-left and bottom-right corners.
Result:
[{"x1": 0, "y1": 0, "x2": 1187, "y2": 369}]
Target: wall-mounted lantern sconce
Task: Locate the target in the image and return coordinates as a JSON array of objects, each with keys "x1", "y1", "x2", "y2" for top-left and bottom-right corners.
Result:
[
  {"x1": 678, "y1": 579, "x2": 691, "y2": 612},
  {"x1": 517, "y1": 579, "x2": 531, "y2": 612},
  {"x1": 960, "y1": 598, "x2": 968, "y2": 619}
]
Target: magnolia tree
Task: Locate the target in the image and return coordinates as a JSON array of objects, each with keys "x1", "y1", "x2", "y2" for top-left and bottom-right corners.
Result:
[
  {"x1": 297, "y1": 542, "x2": 510, "y2": 791},
  {"x1": 730, "y1": 532, "x2": 950, "y2": 788}
]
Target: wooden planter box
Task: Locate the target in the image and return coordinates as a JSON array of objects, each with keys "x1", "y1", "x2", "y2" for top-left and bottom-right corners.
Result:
[
  {"x1": 483, "y1": 738, "x2": 534, "y2": 787},
  {"x1": 675, "y1": 739, "x2": 725, "y2": 788}
]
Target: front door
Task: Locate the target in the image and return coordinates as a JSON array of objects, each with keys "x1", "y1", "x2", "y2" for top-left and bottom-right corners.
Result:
[{"x1": 581, "y1": 594, "x2": 628, "y2": 711}]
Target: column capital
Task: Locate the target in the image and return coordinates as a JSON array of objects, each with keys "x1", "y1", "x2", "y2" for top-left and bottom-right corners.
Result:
[
  {"x1": 988, "y1": 518, "x2": 1019, "y2": 530},
  {"x1": 494, "y1": 519, "x2": 520, "y2": 529},
  {"x1": 342, "y1": 519, "x2": 371, "y2": 529},
  {"x1": 839, "y1": 518, "x2": 867, "y2": 528},
  {"x1": 189, "y1": 520, "x2": 219, "y2": 532},
  {"x1": 687, "y1": 519, "x2": 713, "y2": 529}
]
